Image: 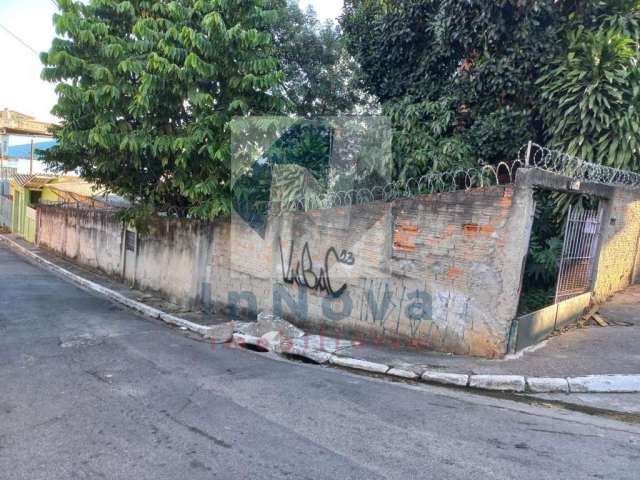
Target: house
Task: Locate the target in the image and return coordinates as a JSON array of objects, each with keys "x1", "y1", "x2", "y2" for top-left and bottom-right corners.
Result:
[{"x1": 8, "y1": 175, "x2": 124, "y2": 243}]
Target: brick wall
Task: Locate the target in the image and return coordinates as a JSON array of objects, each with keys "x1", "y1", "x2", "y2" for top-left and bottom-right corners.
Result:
[
  {"x1": 35, "y1": 184, "x2": 534, "y2": 358},
  {"x1": 593, "y1": 188, "x2": 640, "y2": 301},
  {"x1": 33, "y1": 170, "x2": 640, "y2": 357}
]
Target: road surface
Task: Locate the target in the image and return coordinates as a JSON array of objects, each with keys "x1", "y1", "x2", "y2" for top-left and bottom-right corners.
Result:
[{"x1": 0, "y1": 244, "x2": 639, "y2": 479}]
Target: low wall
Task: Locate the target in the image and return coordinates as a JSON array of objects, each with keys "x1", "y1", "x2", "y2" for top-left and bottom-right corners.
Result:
[
  {"x1": 37, "y1": 206, "x2": 123, "y2": 277},
  {"x1": 35, "y1": 183, "x2": 534, "y2": 358},
  {"x1": 127, "y1": 219, "x2": 217, "y2": 307},
  {"x1": 31, "y1": 169, "x2": 640, "y2": 358},
  {"x1": 513, "y1": 292, "x2": 592, "y2": 351}
]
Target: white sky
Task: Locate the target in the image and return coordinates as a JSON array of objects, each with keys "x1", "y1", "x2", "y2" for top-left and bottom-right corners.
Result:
[
  {"x1": 0, "y1": 0, "x2": 343, "y2": 145},
  {"x1": 299, "y1": 0, "x2": 343, "y2": 21}
]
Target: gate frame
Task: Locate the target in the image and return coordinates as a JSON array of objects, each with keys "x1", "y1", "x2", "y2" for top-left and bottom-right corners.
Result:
[
  {"x1": 509, "y1": 168, "x2": 617, "y2": 353},
  {"x1": 554, "y1": 204, "x2": 604, "y2": 304}
]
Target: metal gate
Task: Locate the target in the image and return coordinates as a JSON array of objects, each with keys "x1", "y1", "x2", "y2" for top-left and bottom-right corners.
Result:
[{"x1": 554, "y1": 205, "x2": 603, "y2": 303}]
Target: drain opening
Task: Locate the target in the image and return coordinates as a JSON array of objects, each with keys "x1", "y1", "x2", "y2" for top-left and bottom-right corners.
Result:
[
  {"x1": 281, "y1": 353, "x2": 321, "y2": 365},
  {"x1": 236, "y1": 341, "x2": 269, "y2": 353}
]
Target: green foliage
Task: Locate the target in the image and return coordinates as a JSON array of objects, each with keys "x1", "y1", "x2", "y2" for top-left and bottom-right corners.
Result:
[
  {"x1": 518, "y1": 190, "x2": 564, "y2": 314},
  {"x1": 42, "y1": 0, "x2": 286, "y2": 219},
  {"x1": 341, "y1": 0, "x2": 561, "y2": 176},
  {"x1": 42, "y1": 0, "x2": 369, "y2": 219},
  {"x1": 526, "y1": 236, "x2": 564, "y2": 284},
  {"x1": 383, "y1": 95, "x2": 474, "y2": 179},
  {"x1": 538, "y1": 26, "x2": 640, "y2": 171},
  {"x1": 517, "y1": 286, "x2": 556, "y2": 315},
  {"x1": 230, "y1": 119, "x2": 333, "y2": 233},
  {"x1": 273, "y1": 1, "x2": 371, "y2": 117},
  {"x1": 342, "y1": 0, "x2": 640, "y2": 179},
  {"x1": 42, "y1": 0, "x2": 640, "y2": 221}
]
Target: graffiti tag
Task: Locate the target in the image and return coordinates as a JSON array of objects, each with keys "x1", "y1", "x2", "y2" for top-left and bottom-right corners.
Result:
[{"x1": 278, "y1": 238, "x2": 354, "y2": 297}]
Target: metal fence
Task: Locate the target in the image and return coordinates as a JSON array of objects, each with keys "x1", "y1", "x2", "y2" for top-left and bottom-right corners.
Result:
[
  {"x1": 266, "y1": 142, "x2": 640, "y2": 215},
  {"x1": 266, "y1": 162, "x2": 520, "y2": 214},
  {"x1": 554, "y1": 206, "x2": 604, "y2": 303},
  {"x1": 37, "y1": 200, "x2": 121, "y2": 212}
]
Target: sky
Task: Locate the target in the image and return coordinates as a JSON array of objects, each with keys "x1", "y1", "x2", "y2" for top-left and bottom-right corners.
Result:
[{"x1": 0, "y1": 0, "x2": 343, "y2": 145}]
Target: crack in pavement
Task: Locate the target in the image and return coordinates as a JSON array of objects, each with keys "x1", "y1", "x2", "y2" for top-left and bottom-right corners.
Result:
[{"x1": 161, "y1": 411, "x2": 232, "y2": 449}]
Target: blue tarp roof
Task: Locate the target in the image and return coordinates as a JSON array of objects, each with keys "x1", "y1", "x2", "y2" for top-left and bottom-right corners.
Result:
[{"x1": 7, "y1": 140, "x2": 57, "y2": 159}]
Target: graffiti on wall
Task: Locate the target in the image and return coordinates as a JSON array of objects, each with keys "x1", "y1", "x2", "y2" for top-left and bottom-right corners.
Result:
[
  {"x1": 226, "y1": 278, "x2": 437, "y2": 337},
  {"x1": 220, "y1": 237, "x2": 475, "y2": 346},
  {"x1": 356, "y1": 279, "x2": 432, "y2": 337},
  {"x1": 278, "y1": 237, "x2": 354, "y2": 297}
]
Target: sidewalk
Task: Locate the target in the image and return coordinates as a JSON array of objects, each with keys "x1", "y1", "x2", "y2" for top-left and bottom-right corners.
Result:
[
  {"x1": 234, "y1": 285, "x2": 640, "y2": 395},
  {"x1": 336, "y1": 285, "x2": 640, "y2": 378},
  {"x1": 0, "y1": 234, "x2": 232, "y2": 339},
  {"x1": 3, "y1": 232, "x2": 640, "y2": 395}
]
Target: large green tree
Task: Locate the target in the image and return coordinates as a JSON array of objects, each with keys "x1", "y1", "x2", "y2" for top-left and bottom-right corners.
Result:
[
  {"x1": 341, "y1": 0, "x2": 640, "y2": 179},
  {"x1": 341, "y1": 0, "x2": 562, "y2": 179},
  {"x1": 42, "y1": 0, "x2": 285, "y2": 219},
  {"x1": 42, "y1": 0, "x2": 368, "y2": 220},
  {"x1": 273, "y1": 1, "x2": 370, "y2": 117},
  {"x1": 538, "y1": 2, "x2": 640, "y2": 171}
]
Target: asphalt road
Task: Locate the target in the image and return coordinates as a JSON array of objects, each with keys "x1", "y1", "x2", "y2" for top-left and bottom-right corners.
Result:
[{"x1": 1, "y1": 244, "x2": 639, "y2": 480}]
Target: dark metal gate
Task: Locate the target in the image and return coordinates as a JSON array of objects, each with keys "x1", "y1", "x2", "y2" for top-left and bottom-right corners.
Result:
[{"x1": 554, "y1": 205, "x2": 603, "y2": 303}]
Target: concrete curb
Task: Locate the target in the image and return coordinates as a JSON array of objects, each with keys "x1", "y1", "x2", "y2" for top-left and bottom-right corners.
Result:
[
  {"x1": 330, "y1": 353, "x2": 640, "y2": 393},
  {"x1": 7, "y1": 235, "x2": 639, "y2": 395},
  {"x1": 230, "y1": 331, "x2": 640, "y2": 394},
  {"x1": 0, "y1": 235, "x2": 219, "y2": 338},
  {"x1": 328, "y1": 356, "x2": 390, "y2": 374}
]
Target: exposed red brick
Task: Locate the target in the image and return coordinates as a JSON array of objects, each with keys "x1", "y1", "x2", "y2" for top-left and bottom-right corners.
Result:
[
  {"x1": 498, "y1": 197, "x2": 512, "y2": 208},
  {"x1": 393, "y1": 240, "x2": 417, "y2": 252},
  {"x1": 393, "y1": 221, "x2": 419, "y2": 252},
  {"x1": 479, "y1": 225, "x2": 496, "y2": 234},
  {"x1": 447, "y1": 267, "x2": 464, "y2": 279}
]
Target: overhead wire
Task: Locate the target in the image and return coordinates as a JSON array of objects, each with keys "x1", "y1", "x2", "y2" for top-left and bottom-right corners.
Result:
[
  {"x1": 0, "y1": 23, "x2": 40, "y2": 56},
  {"x1": 0, "y1": 0, "x2": 60, "y2": 57}
]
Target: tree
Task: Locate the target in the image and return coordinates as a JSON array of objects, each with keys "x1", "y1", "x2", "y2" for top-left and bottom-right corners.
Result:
[
  {"x1": 229, "y1": 3, "x2": 377, "y2": 231},
  {"x1": 341, "y1": 0, "x2": 562, "y2": 179},
  {"x1": 41, "y1": 0, "x2": 286, "y2": 220},
  {"x1": 273, "y1": 1, "x2": 371, "y2": 117},
  {"x1": 538, "y1": 7, "x2": 640, "y2": 171},
  {"x1": 342, "y1": 0, "x2": 640, "y2": 179}
]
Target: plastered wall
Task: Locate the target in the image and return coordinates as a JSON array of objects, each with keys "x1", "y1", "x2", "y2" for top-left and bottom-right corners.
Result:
[{"x1": 36, "y1": 184, "x2": 535, "y2": 358}]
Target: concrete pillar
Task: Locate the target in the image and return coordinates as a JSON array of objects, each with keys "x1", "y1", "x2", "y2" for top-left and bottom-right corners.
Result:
[{"x1": 0, "y1": 133, "x2": 8, "y2": 160}]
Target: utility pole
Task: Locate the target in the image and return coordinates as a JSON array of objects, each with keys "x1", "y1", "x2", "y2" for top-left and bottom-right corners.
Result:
[
  {"x1": 30, "y1": 138, "x2": 34, "y2": 174},
  {"x1": 0, "y1": 132, "x2": 7, "y2": 172}
]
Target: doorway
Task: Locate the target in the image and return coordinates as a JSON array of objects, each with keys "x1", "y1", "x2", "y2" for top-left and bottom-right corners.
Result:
[{"x1": 517, "y1": 190, "x2": 603, "y2": 315}]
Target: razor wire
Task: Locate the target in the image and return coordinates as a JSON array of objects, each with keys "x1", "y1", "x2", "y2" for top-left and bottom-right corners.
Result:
[
  {"x1": 519, "y1": 142, "x2": 640, "y2": 188},
  {"x1": 267, "y1": 161, "x2": 519, "y2": 214},
  {"x1": 267, "y1": 142, "x2": 640, "y2": 215}
]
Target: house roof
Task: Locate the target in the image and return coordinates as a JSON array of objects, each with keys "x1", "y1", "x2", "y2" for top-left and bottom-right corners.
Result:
[
  {"x1": 46, "y1": 181, "x2": 106, "y2": 197},
  {"x1": 9, "y1": 173, "x2": 128, "y2": 208},
  {"x1": 10, "y1": 174, "x2": 57, "y2": 189},
  {"x1": 44, "y1": 179, "x2": 129, "y2": 208},
  {"x1": 90, "y1": 193, "x2": 130, "y2": 208}
]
